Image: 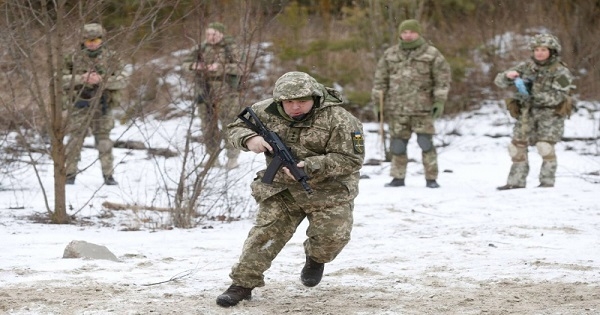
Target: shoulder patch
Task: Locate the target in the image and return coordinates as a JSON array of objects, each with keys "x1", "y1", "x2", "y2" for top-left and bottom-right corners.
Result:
[
  {"x1": 351, "y1": 131, "x2": 364, "y2": 154},
  {"x1": 556, "y1": 75, "x2": 570, "y2": 88}
]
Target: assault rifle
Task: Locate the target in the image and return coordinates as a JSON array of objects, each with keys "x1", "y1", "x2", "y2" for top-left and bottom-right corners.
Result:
[{"x1": 238, "y1": 107, "x2": 313, "y2": 194}]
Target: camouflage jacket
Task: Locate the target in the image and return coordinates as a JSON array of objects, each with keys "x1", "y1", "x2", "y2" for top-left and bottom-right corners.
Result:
[
  {"x1": 227, "y1": 87, "x2": 365, "y2": 204},
  {"x1": 373, "y1": 41, "x2": 451, "y2": 116},
  {"x1": 62, "y1": 46, "x2": 128, "y2": 92},
  {"x1": 182, "y1": 37, "x2": 243, "y2": 81},
  {"x1": 494, "y1": 58, "x2": 575, "y2": 108}
]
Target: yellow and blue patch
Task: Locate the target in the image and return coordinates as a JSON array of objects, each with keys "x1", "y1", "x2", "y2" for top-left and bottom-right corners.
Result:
[{"x1": 351, "y1": 131, "x2": 364, "y2": 154}]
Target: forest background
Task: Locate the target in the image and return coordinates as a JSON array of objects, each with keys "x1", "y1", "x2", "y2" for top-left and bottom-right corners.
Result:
[{"x1": 0, "y1": 0, "x2": 599, "y2": 224}]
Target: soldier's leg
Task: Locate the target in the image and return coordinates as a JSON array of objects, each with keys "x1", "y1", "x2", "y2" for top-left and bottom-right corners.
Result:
[
  {"x1": 506, "y1": 140, "x2": 529, "y2": 187},
  {"x1": 198, "y1": 101, "x2": 220, "y2": 158},
  {"x1": 303, "y1": 202, "x2": 353, "y2": 263},
  {"x1": 417, "y1": 133, "x2": 438, "y2": 180},
  {"x1": 92, "y1": 108, "x2": 115, "y2": 177},
  {"x1": 65, "y1": 109, "x2": 89, "y2": 177},
  {"x1": 389, "y1": 138, "x2": 409, "y2": 179},
  {"x1": 536, "y1": 141, "x2": 557, "y2": 187},
  {"x1": 229, "y1": 191, "x2": 305, "y2": 288},
  {"x1": 221, "y1": 93, "x2": 241, "y2": 168}
]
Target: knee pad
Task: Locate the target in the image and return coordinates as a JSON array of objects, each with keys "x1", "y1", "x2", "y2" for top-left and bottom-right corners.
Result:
[
  {"x1": 97, "y1": 139, "x2": 113, "y2": 152},
  {"x1": 508, "y1": 142, "x2": 527, "y2": 161},
  {"x1": 416, "y1": 134, "x2": 434, "y2": 152},
  {"x1": 536, "y1": 141, "x2": 556, "y2": 159},
  {"x1": 390, "y1": 138, "x2": 409, "y2": 155}
]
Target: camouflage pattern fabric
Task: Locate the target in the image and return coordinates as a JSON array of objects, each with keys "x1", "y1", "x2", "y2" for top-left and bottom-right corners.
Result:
[
  {"x1": 182, "y1": 37, "x2": 244, "y2": 159},
  {"x1": 226, "y1": 72, "x2": 364, "y2": 288},
  {"x1": 388, "y1": 115, "x2": 438, "y2": 180},
  {"x1": 372, "y1": 39, "x2": 450, "y2": 180},
  {"x1": 63, "y1": 44, "x2": 128, "y2": 178},
  {"x1": 494, "y1": 46, "x2": 575, "y2": 187}
]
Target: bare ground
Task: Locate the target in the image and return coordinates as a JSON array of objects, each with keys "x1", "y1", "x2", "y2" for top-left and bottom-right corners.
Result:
[{"x1": 2, "y1": 276, "x2": 598, "y2": 314}]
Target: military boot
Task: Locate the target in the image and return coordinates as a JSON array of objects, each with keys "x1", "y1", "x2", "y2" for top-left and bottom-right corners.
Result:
[
  {"x1": 103, "y1": 175, "x2": 118, "y2": 186},
  {"x1": 216, "y1": 285, "x2": 252, "y2": 307},
  {"x1": 384, "y1": 178, "x2": 405, "y2": 187},
  {"x1": 496, "y1": 184, "x2": 525, "y2": 190},
  {"x1": 300, "y1": 256, "x2": 324, "y2": 287},
  {"x1": 66, "y1": 174, "x2": 76, "y2": 185},
  {"x1": 426, "y1": 179, "x2": 440, "y2": 188}
]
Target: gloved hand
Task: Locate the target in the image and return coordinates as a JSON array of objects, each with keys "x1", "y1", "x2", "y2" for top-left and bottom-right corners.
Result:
[{"x1": 431, "y1": 102, "x2": 444, "y2": 119}]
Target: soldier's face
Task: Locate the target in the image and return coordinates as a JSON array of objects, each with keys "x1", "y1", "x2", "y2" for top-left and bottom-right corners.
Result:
[
  {"x1": 206, "y1": 28, "x2": 224, "y2": 45},
  {"x1": 400, "y1": 30, "x2": 420, "y2": 42},
  {"x1": 84, "y1": 38, "x2": 102, "y2": 51},
  {"x1": 533, "y1": 46, "x2": 550, "y2": 61},
  {"x1": 282, "y1": 99, "x2": 314, "y2": 118}
]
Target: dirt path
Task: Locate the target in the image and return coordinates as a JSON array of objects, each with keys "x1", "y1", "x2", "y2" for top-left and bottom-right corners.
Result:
[{"x1": 2, "y1": 277, "x2": 598, "y2": 314}]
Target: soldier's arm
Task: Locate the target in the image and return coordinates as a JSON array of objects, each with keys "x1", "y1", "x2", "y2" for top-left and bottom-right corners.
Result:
[
  {"x1": 105, "y1": 51, "x2": 129, "y2": 90},
  {"x1": 431, "y1": 51, "x2": 451, "y2": 104},
  {"x1": 303, "y1": 108, "x2": 365, "y2": 183},
  {"x1": 494, "y1": 62, "x2": 527, "y2": 89},
  {"x1": 224, "y1": 42, "x2": 244, "y2": 76}
]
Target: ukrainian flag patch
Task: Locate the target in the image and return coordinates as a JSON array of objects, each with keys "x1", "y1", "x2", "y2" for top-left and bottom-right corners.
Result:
[{"x1": 351, "y1": 131, "x2": 364, "y2": 154}]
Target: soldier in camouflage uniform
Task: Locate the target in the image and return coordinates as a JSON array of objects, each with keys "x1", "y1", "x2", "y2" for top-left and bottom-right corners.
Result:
[
  {"x1": 495, "y1": 33, "x2": 575, "y2": 190},
  {"x1": 182, "y1": 22, "x2": 244, "y2": 169},
  {"x1": 372, "y1": 19, "x2": 451, "y2": 188},
  {"x1": 216, "y1": 72, "x2": 365, "y2": 307},
  {"x1": 63, "y1": 23, "x2": 129, "y2": 185}
]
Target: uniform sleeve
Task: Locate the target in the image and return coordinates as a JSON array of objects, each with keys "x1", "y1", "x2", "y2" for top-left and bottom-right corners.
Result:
[
  {"x1": 372, "y1": 51, "x2": 390, "y2": 96},
  {"x1": 61, "y1": 54, "x2": 77, "y2": 90},
  {"x1": 224, "y1": 42, "x2": 244, "y2": 76},
  {"x1": 494, "y1": 62, "x2": 527, "y2": 89},
  {"x1": 226, "y1": 100, "x2": 271, "y2": 150},
  {"x1": 303, "y1": 109, "x2": 365, "y2": 182},
  {"x1": 432, "y1": 50, "x2": 451, "y2": 103},
  {"x1": 105, "y1": 50, "x2": 129, "y2": 90},
  {"x1": 181, "y1": 45, "x2": 199, "y2": 71}
]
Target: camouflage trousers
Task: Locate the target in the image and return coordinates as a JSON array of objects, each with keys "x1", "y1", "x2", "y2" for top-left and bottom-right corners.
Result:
[
  {"x1": 387, "y1": 115, "x2": 438, "y2": 180},
  {"x1": 65, "y1": 105, "x2": 115, "y2": 177},
  {"x1": 229, "y1": 190, "x2": 354, "y2": 288},
  {"x1": 506, "y1": 107, "x2": 564, "y2": 186},
  {"x1": 197, "y1": 80, "x2": 241, "y2": 161}
]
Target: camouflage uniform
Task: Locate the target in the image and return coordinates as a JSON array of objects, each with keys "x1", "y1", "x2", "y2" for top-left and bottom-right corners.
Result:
[
  {"x1": 225, "y1": 72, "x2": 365, "y2": 289},
  {"x1": 495, "y1": 34, "x2": 575, "y2": 188},
  {"x1": 372, "y1": 20, "x2": 451, "y2": 186},
  {"x1": 62, "y1": 23, "x2": 128, "y2": 184},
  {"x1": 182, "y1": 23, "x2": 244, "y2": 166}
]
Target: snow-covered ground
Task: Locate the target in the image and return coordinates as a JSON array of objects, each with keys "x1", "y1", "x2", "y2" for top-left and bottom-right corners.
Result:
[{"x1": 1, "y1": 99, "x2": 599, "y2": 314}]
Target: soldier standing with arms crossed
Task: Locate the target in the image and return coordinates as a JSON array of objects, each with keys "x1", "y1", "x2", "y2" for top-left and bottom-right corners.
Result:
[
  {"x1": 63, "y1": 23, "x2": 128, "y2": 185},
  {"x1": 372, "y1": 19, "x2": 451, "y2": 188}
]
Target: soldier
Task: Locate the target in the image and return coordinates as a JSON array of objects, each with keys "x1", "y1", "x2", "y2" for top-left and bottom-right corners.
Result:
[
  {"x1": 216, "y1": 72, "x2": 365, "y2": 307},
  {"x1": 372, "y1": 19, "x2": 451, "y2": 188},
  {"x1": 62, "y1": 23, "x2": 128, "y2": 185},
  {"x1": 495, "y1": 33, "x2": 575, "y2": 190},
  {"x1": 182, "y1": 22, "x2": 244, "y2": 169}
]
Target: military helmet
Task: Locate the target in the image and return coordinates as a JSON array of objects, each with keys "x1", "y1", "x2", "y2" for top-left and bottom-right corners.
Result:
[
  {"x1": 272, "y1": 72, "x2": 323, "y2": 102},
  {"x1": 529, "y1": 33, "x2": 561, "y2": 54},
  {"x1": 83, "y1": 23, "x2": 106, "y2": 40}
]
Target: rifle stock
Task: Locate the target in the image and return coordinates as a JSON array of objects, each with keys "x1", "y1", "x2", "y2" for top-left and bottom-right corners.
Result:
[{"x1": 238, "y1": 107, "x2": 313, "y2": 194}]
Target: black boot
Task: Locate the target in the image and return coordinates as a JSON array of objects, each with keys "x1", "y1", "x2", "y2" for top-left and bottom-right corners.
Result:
[
  {"x1": 66, "y1": 174, "x2": 76, "y2": 185},
  {"x1": 216, "y1": 285, "x2": 252, "y2": 307},
  {"x1": 103, "y1": 175, "x2": 118, "y2": 185},
  {"x1": 426, "y1": 179, "x2": 440, "y2": 188},
  {"x1": 300, "y1": 256, "x2": 324, "y2": 287},
  {"x1": 384, "y1": 178, "x2": 405, "y2": 187},
  {"x1": 496, "y1": 184, "x2": 525, "y2": 190}
]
